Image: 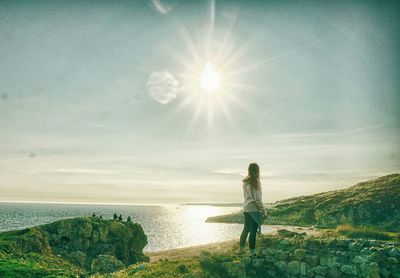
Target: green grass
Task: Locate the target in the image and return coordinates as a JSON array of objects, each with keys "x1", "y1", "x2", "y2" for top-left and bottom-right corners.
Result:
[
  {"x1": 90, "y1": 258, "x2": 202, "y2": 278},
  {"x1": 0, "y1": 251, "x2": 84, "y2": 278},
  {"x1": 335, "y1": 224, "x2": 394, "y2": 240}
]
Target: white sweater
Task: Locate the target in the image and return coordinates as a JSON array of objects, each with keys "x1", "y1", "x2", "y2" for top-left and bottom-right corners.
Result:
[{"x1": 242, "y1": 180, "x2": 265, "y2": 212}]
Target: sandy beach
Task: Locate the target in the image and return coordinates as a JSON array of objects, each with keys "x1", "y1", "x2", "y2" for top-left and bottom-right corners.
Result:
[{"x1": 145, "y1": 225, "x2": 319, "y2": 262}]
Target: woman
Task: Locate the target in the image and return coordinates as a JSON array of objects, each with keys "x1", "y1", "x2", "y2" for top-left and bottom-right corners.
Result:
[{"x1": 239, "y1": 162, "x2": 266, "y2": 257}]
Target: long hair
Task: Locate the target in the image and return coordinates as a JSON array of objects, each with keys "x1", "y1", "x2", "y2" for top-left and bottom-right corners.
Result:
[{"x1": 243, "y1": 162, "x2": 260, "y2": 190}]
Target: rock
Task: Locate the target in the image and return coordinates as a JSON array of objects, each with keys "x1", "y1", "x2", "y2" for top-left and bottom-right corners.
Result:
[
  {"x1": 221, "y1": 261, "x2": 246, "y2": 278},
  {"x1": 319, "y1": 254, "x2": 338, "y2": 267},
  {"x1": 79, "y1": 222, "x2": 92, "y2": 238},
  {"x1": 337, "y1": 239, "x2": 351, "y2": 248},
  {"x1": 16, "y1": 227, "x2": 52, "y2": 255},
  {"x1": 369, "y1": 262, "x2": 380, "y2": 278},
  {"x1": 305, "y1": 255, "x2": 319, "y2": 267},
  {"x1": 287, "y1": 260, "x2": 301, "y2": 276},
  {"x1": 388, "y1": 247, "x2": 400, "y2": 257},
  {"x1": 276, "y1": 250, "x2": 289, "y2": 260},
  {"x1": 91, "y1": 255, "x2": 125, "y2": 273},
  {"x1": 264, "y1": 254, "x2": 276, "y2": 263},
  {"x1": 380, "y1": 267, "x2": 390, "y2": 278},
  {"x1": 387, "y1": 256, "x2": 399, "y2": 264},
  {"x1": 349, "y1": 241, "x2": 364, "y2": 252},
  {"x1": 278, "y1": 239, "x2": 290, "y2": 250},
  {"x1": 294, "y1": 249, "x2": 307, "y2": 260},
  {"x1": 341, "y1": 264, "x2": 357, "y2": 276},
  {"x1": 274, "y1": 260, "x2": 287, "y2": 273},
  {"x1": 70, "y1": 251, "x2": 86, "y2": 267},
  {"x1": 300, "y1": 262, "x2": 307, "y2": 276},
  {"x1": 313, "y1": 265, "x2": 329, "y2": 275},
  {"x1": 328, "y1": 267, "x2": 341, "y2": 278},
  {"x1": 371, "y1": 251, "x2": 386, "y2": 262}
]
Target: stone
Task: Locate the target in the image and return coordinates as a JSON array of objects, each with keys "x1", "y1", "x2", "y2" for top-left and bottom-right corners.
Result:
[
  {"x1": 349, "y1": 241, "x2": 364, "y2": 252},
  {"x1": 388, "y1": 247, "x2": 400, "y2": 258},
  {"x1": 274, "y1": 261, "x2": 287, "y2": 272},
  {"x1": 369, "y1": 262, "x2": 380, "y2": 278},
  {"x1": 337, "y1": 239, "x2": 351, "y2": 248},
  {"x1": 313, "y1": 265, "x2": 329, "y2": 275},
  {"x1": 353, "y1": 255, "x2": 370, "y2": 265},
  {"x1": 264, "y1": 254, "x2": 276, "y2": 263},
  {"x1": 300, "y1": 262, "x2": 307, "y2": 276},
  {"x1": 341, "y1": 264, "x2": 357, "y2": 276},
  {"x1": 327, "y1": 267, "x2": 341, "y2": 278},
  {"x1": 380, "y1": 267, "x2": 390, "y2": 278},
  {"x1": 294, "y1": 249, "x2": 307, "y2": 260},
  {"x1": 320, "y1": 254, "x2": 338, "y2": 267},
  {"x1": 91, "y1": 255, "x2": 125, "y2": 273},
  {"x1": 278, "y1": 239, "x2": 290, "y2": 250},
  {"x1": 305, "y1": 255, "x2": 319, "y2": 267},
  {"x1": 70, "y1": 251, "x2": 86, "y2": 267},
  {"x1": 221, "y1": 261, "x2": 246, "y2": 278},
  {"x1": 387, "y1": 257, "x2": 399, "y2": 264},
  {"x1": 371, "y1": 251, "x2": 386, "y2": 262},
  {"x1": 79, "y1": 222, "x2": 92, "y2": 238},
  {"x1": 91, "y1": 230, "x2": 99, "y2": 243},
  {"x1": 287, "y1": 260, "x2": 301, "y2": 276},
  {"x1": 276, "y1": 250, "x2": 289, "y2": 260}
]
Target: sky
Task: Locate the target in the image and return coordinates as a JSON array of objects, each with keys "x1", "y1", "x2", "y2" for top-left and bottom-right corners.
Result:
[{"x1": 0, "y1": 0, "x2": 399, "y2": 205}]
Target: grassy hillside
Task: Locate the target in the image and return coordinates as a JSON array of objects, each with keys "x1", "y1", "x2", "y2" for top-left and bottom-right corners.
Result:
[
  {"x1": 207, "y1": 174, "x2": 400, "y2": 230},
  {"x1": 0, "y1": 217, "x2": 149, "y2": 277}
]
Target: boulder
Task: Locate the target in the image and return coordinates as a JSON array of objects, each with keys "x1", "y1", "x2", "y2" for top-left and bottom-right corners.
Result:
[
  {"x1": 91, "y1": 254, "x2": 125, "y2": 273},
  {"x1": 294, "y1": 249, "x2": 307, "y2": 260},
  {"x1": 287, "y1": 260, "x2": 301, "y2": 276}
]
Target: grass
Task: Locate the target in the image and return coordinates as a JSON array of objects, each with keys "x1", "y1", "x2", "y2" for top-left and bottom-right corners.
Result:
[
  {"x1": 0, "y1": 251, "x2": 84, "y2": 278},
  {"x1": 335, "y1": 224, "x2": 395, "y2": 240}
]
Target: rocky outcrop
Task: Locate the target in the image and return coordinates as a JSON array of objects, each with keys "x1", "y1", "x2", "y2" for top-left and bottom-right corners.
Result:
[{"x1": 5, "y1": 217, "x2": 149, "y2": 273}]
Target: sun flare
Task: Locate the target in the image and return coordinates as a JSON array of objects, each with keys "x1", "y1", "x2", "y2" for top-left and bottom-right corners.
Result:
[{"x1": 200, "y1": 62, "x2": 221, "y2": 93}]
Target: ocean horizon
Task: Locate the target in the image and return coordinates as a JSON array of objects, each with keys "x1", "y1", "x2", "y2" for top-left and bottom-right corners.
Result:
[{"x1": 0, "y1": 202, "x2": 273, "y2": 252}]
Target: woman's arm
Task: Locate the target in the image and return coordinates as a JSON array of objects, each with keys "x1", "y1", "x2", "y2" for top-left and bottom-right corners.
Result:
[{"x1": 253, "y1": 187, "x2": 266, "y2": 214}]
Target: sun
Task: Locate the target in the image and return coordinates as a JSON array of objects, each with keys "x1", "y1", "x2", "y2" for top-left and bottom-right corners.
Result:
[{"x1": 200, "y1": 62, "x2": 221, "y2": 93}]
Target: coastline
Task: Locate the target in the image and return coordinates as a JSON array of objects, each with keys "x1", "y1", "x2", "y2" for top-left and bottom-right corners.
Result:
[{"x1": 145, "y1": 225, "x2": 320, "y2": 262}]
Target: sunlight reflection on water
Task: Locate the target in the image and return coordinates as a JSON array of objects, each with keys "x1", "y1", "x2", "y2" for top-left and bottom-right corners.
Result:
[{"x1": 0, "y1": 203, "x2": 274, "y2": 252}]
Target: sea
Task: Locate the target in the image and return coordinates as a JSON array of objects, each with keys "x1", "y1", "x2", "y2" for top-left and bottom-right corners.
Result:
[{"x1": 0, "y1": 203, "x2": 274, "y2": 252}]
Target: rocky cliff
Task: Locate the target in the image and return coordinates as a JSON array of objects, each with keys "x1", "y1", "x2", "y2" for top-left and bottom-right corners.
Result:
[
  {"x1": 207, "y1": 174, "x2": 400, "y2": 229},
  {"x1": 0, "y1": 217, "x2": 149, "y2": 275}
]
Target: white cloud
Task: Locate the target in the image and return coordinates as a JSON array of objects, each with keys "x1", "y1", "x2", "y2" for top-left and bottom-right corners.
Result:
[{"x1": 146, "y1": 71, "x2": 179, "y2": 104}]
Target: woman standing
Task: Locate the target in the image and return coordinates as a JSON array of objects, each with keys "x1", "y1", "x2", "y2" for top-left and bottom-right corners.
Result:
[{"x1": 239, "y1": 163, "x2": 266, "y2": 257}]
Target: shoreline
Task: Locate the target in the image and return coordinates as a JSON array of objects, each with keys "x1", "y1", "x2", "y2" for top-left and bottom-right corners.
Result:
[{"x1": 145, "y1": 225, "x2": 319, "y2": 262}]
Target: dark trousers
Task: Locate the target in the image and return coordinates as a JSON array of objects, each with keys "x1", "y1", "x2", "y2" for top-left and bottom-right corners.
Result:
[{"x1": 239, "y1": 212, "x2": 258, "y2": 249}]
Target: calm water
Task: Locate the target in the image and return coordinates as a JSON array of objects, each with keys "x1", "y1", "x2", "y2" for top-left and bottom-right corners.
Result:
[{"x1": 0, "y1": 203, "x2": 274, "y2": 252}]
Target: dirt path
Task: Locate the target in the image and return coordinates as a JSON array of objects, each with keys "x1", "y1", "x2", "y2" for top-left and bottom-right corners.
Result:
[{"x1": 145, "y1": 225, "x2": 319, "y2": 262}]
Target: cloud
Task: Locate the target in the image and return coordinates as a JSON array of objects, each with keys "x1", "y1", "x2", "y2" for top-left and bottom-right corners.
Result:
[
  {"x1": 146, "y1": 71, "x2": 179, "y2": 104},
  {"x1": 150, "y1": 0, "x2": 172, "y2": 14}
]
